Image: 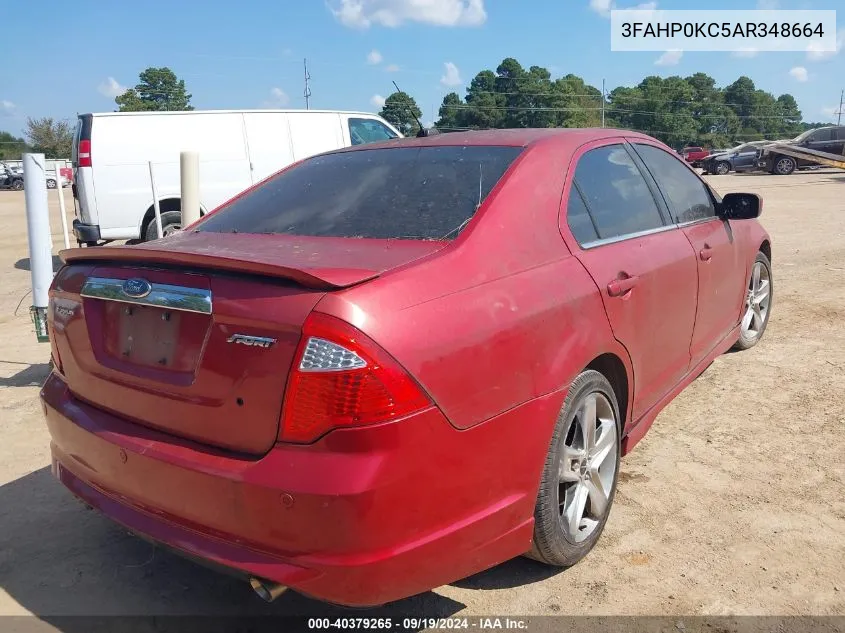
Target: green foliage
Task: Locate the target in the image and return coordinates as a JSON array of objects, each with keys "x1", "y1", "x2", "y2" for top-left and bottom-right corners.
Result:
[
  {"x1": 0, "y1": 131, "x2": 29, "y2": 160},
  {"x1": 435, "y1": 59, "x2": 804, "y2": 148},
  {"x1": 116, "y1": 67, "x2": 194, "y2": 112},
  {"x1": 379, "y1": 91, "x2": 422, "y2": 136},
  {"x1": 24, "y1": 117, "x2": 73, "y2": 157}
]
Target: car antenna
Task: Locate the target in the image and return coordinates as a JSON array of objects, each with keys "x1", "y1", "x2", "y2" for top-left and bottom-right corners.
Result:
[{"x1": 391, "y1": 81, "x2": 439, "y2": 138}]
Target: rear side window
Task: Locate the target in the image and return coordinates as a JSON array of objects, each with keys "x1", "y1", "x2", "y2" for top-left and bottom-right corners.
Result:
[
  {"x1": 573, "y1": 144, "x2": 665, "y2": 241},
  {"x1": 348, "y1": 118, "x2": 398, "y2": 145},
  {"x1": 566, "y1": 186, "x2": 599, "y2": 244},
  {"x1": 633, "y1": 144, "x2": 715, "y2": 224},
  {"x1": 834, "y1": 128, "x2": 845, "y2": 141},
  {"x1": 196, "y1": 145, "x2": 523, "y2": 240},
  {"x1": 810, "y1": 128, "x2": 833, "y2": 142}
]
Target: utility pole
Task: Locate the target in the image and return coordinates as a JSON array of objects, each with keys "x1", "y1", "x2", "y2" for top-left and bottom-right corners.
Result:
[
  {"x1": 303, "y1": 58, "x2": 312, "y2": 110},
  {"x1": 838, "y1": 89, "x2": 844, "y2": 126},
  {"x1": 601, "y1": 78, "x2": 606, "y2": 128}
]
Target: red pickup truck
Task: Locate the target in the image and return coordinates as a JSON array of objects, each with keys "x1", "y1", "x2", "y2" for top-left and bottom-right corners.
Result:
[{"x1": 679, "y1": 146, "x2": 710, "y2": 168}]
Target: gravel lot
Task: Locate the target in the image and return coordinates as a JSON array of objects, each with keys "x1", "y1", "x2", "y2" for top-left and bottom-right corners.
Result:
[{"x1": 0, "y1": 172, "x2": 843, "y2": 620}]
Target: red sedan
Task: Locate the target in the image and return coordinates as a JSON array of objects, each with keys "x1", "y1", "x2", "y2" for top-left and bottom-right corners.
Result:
[{"x1": 42, "y1": 128, "x2": 773, "y2": 607}]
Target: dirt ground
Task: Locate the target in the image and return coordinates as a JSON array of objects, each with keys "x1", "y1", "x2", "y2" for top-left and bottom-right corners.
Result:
[{"x1": 0, "y1": 172, "x2": 843, "y2": 621}]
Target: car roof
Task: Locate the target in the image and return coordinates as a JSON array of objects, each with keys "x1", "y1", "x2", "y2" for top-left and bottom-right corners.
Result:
[
  {"x1": 82, "y1": 109, "x2": 386, "y2": 118},
  {"x1": 336, "y1": 127, "x2": 658, "y2": 152}
]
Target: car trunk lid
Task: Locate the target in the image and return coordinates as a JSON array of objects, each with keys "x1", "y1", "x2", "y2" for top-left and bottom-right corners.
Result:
[{"x1": 50, "y1": 232, "x2": 444, "y2": 455}]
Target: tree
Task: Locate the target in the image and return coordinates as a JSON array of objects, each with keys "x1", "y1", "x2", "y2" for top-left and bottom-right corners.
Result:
[
  {"x1": 379, "y1": 91, "x2": 422, "y2": 136},
  {"x1": 116, "y1": 67, "x2": 194, "y2": 112},
  {"x1": 0, "y1": 131, "x2": 29, "y2": 160},
  {"x1": 25, "y1": 118, "x2": 73, "y2": 157}
]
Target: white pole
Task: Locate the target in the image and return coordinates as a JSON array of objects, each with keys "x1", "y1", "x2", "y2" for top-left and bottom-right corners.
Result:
[
  {"x1": 23, "y1": 153, "x2": 53, "y2": 341},
  {"x1": 180, "y1": 151, "x2": 200, "y2": 228},
  {"x1": 55, "y1": 172, "x2": 71, "y2": 250},
  {"x1": 148, "y1": 161, "x2": 163, "y2": 239}
]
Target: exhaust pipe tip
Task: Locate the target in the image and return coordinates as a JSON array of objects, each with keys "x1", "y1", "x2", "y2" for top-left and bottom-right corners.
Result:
[{"x1": 249, "y1": 577, "x2": 288, "y2": 602}]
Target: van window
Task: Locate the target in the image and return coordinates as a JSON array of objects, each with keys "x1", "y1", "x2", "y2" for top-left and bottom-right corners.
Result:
[
  {"x1": 348, "y1": 118, "x2": 398, "y2": 145},
  {"x1": 195, "y1": 145, "x2": 522, "y2": 241}
]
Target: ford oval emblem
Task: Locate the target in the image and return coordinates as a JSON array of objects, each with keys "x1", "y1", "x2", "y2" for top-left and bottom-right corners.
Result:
[{"x1": 122, "y1": 278, "x2": 152, "y2": 299}]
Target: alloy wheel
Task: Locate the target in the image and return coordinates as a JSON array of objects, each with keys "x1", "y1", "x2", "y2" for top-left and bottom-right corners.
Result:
[
  {"x1": 776, "y1": 158, "x2": 794, "y2": 175},
  {"x1": 741, "y1": 261, "x2": 771, "y2": 339},
  {"x1": 557, "y1": 392, "x2": 617, "y2": 543}
]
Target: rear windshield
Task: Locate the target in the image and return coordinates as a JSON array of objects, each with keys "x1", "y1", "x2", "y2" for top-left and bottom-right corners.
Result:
[{"x1": 195, "y1": 145, "x2": 523, "y2": 241}]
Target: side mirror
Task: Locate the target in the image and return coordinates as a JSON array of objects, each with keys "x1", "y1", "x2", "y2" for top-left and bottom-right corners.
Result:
[{"x1": 719, "y1": 193, "x2": 761, "y2": 220}]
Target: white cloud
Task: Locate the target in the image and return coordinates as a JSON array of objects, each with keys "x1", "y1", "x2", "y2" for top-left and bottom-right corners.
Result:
[
  {"x1": 263, "y1": 87, "x2": 290, "y2": 107},
  {"x1": 0, "y1": 100, "x2": 15, "y2": 116},
  {"x1": 385, "y1": 63, "x2": 400, "y2": 72},
  {"x1": 371, "y1": 94, "x2": 387, "y2": 108},
  {"x1": 98, "y1": 77, "x2": 126, "y2": 98},
  {"x1": 757, "y1": 0, "x2": 778, "y2": 8},
  {"x1": 789, "y1": 66, "x2": 808, "y2": 82},
  {"x1": 590, "y1": 0, "x2": 656, "y2": 19},
  {"x1": 367, "y1": 49, "x2": 383, "y2": 64},
  {"x1": 807, "y1": 28, "x2": 844, "y2": 61},
  {"x1": 732, "y1": 47, "x2": 759, "y2": 58},
  {"x1": 655, "y1": 49, "x2": 683, "y2": 66},
  {"x1": 331, "y1": 0, "x2": 486, "y2": 28},
  {"x1": 440, "y1": 61, "x2": 462, "y2": 86}
]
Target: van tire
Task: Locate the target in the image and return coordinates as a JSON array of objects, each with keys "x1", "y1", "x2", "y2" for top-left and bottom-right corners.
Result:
[{"x1": 144, "y1": 210, "x2": 182, "y2": 241}]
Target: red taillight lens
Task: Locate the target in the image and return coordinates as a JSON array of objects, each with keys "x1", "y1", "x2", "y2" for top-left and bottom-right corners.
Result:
[
  {"x1": 279, "y1": 313, "x2": 431, "y2": 443},
  {"x1": 78, "y1": 140, "x2": 91, "y2": 167}
]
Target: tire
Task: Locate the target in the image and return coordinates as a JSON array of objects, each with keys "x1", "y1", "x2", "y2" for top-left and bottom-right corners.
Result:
[
  {"x1": 715, "y1": 161, "x2": 731, "y2": 175},
  {"x1": 733, "y1": 251, "x2": 773, "y2": 351},
  {"x1": 528, "y1": 369, "x2": 622, "y2": 567},
  {"x1": 143, "y1": 210, "x2": 182, "y2": 241},
  {"x1": 773, "y1": 156, "x2": 796, "y2": 175},
  {"x1": 46, "y1": 178, "x2": 57, "y2": 189},
  {"x1": 11, "y1": 180, "x2": 23, "y2": 191}
]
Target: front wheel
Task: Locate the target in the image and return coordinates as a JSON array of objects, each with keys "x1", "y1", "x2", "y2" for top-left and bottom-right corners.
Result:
[
  {"x1": 528, "y1": 370, "x2": 621, "y2": 567},
  {"x1": 733, "y1": 252, "x2": 773, "y2": 350},
  {"x1": 46, "y1": 178, "x2": 57, "y2": 189},
  {"x1": 773, "y1": 156, "x2": 796, "y2": 175},
  {"x1": 715, "y1": 161, "x2": 731, "y2": 175},
  {"x1": 11, "y1": 180, "x2": 23, "y2": 191}
]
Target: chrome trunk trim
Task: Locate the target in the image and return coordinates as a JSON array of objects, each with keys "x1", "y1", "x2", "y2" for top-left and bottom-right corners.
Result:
[{"x1": 80, "y1": 277, "x2": 212, "y2": 314}]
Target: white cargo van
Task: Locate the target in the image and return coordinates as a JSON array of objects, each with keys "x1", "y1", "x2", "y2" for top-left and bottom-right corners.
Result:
[{"x1": 70, "y1": 109, "x2": 403, "y2": 244}]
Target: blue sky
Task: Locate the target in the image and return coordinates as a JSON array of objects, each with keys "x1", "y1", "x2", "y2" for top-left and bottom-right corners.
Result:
[{"x1": 1, "y1": 0, "x2": 843, "y2": 135}]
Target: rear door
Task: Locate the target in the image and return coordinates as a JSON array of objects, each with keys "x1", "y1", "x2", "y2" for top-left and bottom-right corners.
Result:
[
  {"x1": 243, "y1": 112, "x2": 295, "y2": 184},
  {"x1": 734, "y1": 144, "x2": 759, "y2": 170},
  {"x1": 562, "y1": 140, "x2": 698, "y2": 420},
  {"x1": 632, "y1": 142, "x2": 745, "y2": 366}
]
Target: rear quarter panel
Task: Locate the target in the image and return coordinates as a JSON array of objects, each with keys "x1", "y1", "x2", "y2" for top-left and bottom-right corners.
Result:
[{"x1": 316, "y1": 139, "x2": 632, "y2": 432}]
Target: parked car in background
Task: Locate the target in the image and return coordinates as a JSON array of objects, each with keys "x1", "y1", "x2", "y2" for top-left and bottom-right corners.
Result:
[
  {"x1": 0, "y1": 164, "x2": 24, "y2": 190},
  {"x1": 44, "y1": 128, "x2": 772, "y2": 607},
  {"x1": 679, "y1": 146, "x2": 710, "y2": 167},
  {"x1": 757, "y1": 126, "x2": 845, "y2": 175},
  {"x1": 702, "y1": 141, "x2": 771, "y2": 175},
  {"x1": 46, "y1": 171, "x2": 71, "y2": 189},
  {"x1": 70, "y1": 109, "x2": 403, "y2": 245}
]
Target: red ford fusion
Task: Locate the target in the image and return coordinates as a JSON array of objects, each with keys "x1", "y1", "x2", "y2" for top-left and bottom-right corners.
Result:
[{"x1": 42, "y1": 128, "x2": 772, "y2": 607}]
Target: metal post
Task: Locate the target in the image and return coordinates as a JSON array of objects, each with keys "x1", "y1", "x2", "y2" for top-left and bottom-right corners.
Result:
[
  {"x1": 180, "y1": 151, "x2": 200, "y2": 228},
  {"x1": 55, "y1": 171, "x2": 70, "y2": 250},
  {"x1": 304, "y1": 58, "x2": 312, "y2": 110},
  {"x1": 148, "y1": 161, "x2": 164, "y2": 239},
  {"x1": 838, "y1": 89, "x2": 844, "y2": 126},
  {"x1": 601, "y1": 79, "x2": 606, "y2": 128},
  {"x1": 23, "y1": 153, "x2": 52, "y2": 342}
]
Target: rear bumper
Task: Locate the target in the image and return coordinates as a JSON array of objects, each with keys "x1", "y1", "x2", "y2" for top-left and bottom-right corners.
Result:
[
  {"x1": 72, "y1": 219, "x2": 101, "y2": 243},
  {"x1": 41, "y1": 373, "x2": 558, "y2": 606}
]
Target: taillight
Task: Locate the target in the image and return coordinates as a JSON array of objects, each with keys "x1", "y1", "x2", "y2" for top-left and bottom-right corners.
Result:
[
  {"x1": 279, "y1": 313, "x2": 431, "y2": 443},
  {"x1": 78, "y1": 139, "x2": 91, "y2": 167}
]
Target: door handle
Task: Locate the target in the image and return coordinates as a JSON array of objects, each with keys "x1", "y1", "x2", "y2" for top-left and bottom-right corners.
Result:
[
  {"x1": 699, "y1": 246, "x2": 713, "y2": 261},
  {"x1": 607, "y1": 275, "x2": 639, "y2": 297}
]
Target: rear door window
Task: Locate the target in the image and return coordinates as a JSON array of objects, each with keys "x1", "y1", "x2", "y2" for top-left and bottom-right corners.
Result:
[
  {"x1": 196, "y1": 145, "x2": 522, "y2": 241},
  {"x1": 573, "y1": 144, "x2": 666, "y2": 241},
  {"x1": 632, "y1": 144, "x2": 716, "y2": 224}
]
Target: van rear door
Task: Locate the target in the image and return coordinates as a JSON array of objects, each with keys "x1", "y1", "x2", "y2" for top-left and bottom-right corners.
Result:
[{"x1": 72, "y1": 114, "x2": 99, "y2": 229}]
